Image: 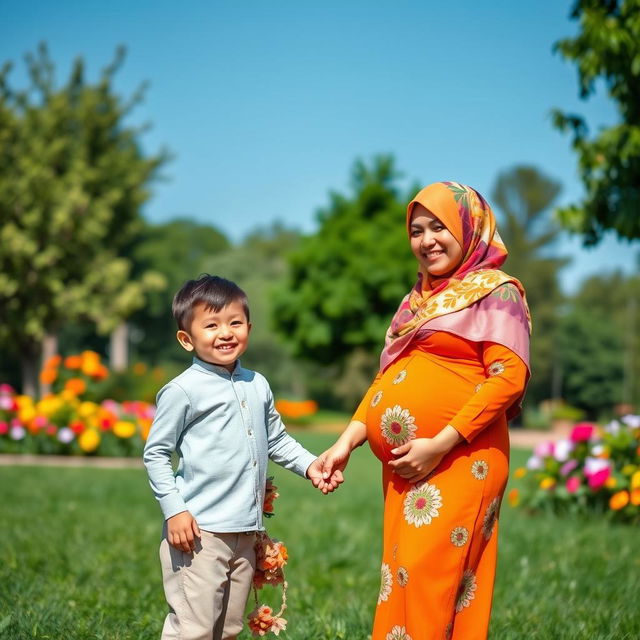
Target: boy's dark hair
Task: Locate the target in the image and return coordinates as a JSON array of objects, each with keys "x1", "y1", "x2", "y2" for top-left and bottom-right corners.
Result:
[{"x1": 172, "y1": 275, "x2": 250, "y2": 331}]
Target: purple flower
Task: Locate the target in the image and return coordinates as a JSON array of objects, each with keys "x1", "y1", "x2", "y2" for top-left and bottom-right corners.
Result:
[{"x1": 560, "y1": 459, "x2": 579, "y2": 477}]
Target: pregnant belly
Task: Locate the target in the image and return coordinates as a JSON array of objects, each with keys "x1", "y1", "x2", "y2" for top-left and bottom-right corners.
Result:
[{"x1": 365, "y1": 352, "x2": 483, "y2": 463}]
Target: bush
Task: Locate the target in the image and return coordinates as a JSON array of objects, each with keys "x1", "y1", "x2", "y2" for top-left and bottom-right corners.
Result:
[{"x1": 510, "y1": 416, "x2": 640, "y2": 523}]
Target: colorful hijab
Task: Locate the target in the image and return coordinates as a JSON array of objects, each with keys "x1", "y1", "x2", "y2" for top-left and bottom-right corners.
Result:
[{"x1": 380, "y1": 182, "x2": 531, "y2": 385}]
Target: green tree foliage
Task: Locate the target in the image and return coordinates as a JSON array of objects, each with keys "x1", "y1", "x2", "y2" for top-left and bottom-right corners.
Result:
[
  {"x1": 563, "y1": 271, "x2": 639, "y2": 412},
  {"x1": 0, "y1": 44, "x2": 166, "y2": 393},
  {"x1": 491, "y1": 166, "x2": 568, "y2": 407},
  {"x1": 129, "y1": 218, "x2": 230, "y2": 365},
  {"x1": 552, "y1": 0, "x2": 640, "y2": 242},
  {"x1": 273, "y1": 156, "x2": 416, "y2": 364}
]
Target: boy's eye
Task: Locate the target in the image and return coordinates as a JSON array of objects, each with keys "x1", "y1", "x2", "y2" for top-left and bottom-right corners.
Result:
[{"x1": 206, "y1": 324, "x2": 217, "y2": 329}]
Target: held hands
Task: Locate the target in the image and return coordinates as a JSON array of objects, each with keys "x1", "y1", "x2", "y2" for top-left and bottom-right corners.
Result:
[
  {"x1": 307, "y1": 440, "x2": 352, "y2": 494},
  {"x1": 388, "y1": 438, "x2": 447, "y2": 484},
  {"x1": 167, "y1": 511, "x2": 201, "y2": 552}
]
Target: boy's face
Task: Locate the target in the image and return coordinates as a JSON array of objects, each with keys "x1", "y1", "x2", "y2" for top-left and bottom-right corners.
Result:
[{"x1": 176, "y1": 300, "x2": 251, "y2": 372}]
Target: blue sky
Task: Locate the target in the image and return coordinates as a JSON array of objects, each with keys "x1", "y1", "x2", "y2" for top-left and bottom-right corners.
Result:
[{"x1": 2, "y1": 0, "x2": 638, "y2": 291}]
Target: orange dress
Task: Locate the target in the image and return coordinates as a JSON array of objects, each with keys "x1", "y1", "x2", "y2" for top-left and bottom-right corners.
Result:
[{"x1": 353, "y1": 331, "x2": 528, "y2": 640}]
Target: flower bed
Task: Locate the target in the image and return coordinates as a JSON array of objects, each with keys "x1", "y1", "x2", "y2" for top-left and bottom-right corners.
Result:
[
  {"x1": 510, "y1": 416, "x2": 640, "y2": 523},
  {"x1": 0, "y1": 352, "x2": 154, "y2": 457}
]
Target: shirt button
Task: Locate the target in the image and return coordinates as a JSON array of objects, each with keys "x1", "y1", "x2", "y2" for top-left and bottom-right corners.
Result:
[
  {"x1": 241, "y1": 400, "x2": 247, "y2": 408},
  {"x1": 253, "y1": 460, "x2": 257, "y2": 467},
  {"x1": 248, "y1": 430, "x2": 253, "y2": 436}
]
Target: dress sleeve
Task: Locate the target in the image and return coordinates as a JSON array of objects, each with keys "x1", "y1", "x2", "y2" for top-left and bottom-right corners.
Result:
[
  {"x1": 351, "y1": 372, "x2": 382, "y2": 423},
  {"x1": 448, "y1": 342, "x2": 528, "y2": 443}
]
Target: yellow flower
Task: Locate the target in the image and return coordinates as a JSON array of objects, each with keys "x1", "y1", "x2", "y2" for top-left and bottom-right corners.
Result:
[
  {"x1": 622, "y1": 464, "x2": 637, "y2": 476},
  {"x1": 37, "y1": 395, "x2": 64, "y2": 416},
  {"x1": 630, "y1": 471, "x2": 640, "y2": 490},
  {"x1": 630, "y1": 489, "x2": 640, "y2": 506},
  {"x1": 604, "y1": 476, "x2": 617, "y2": 489},
  {"x1": 609, "y1": 491, "x2": 629, "y2": 511},
  {"x1": 79, "y1": 429, "x2": 101, "y2": 453},
  {"x1": 113, "y1": 420, "x2": 136, "y2": 439},
  {"x1": 539, "y1": 477, "x2": 556, "y2": 490},
  {"x1": 61, "y1": 389, "x2": 81, "y2": 405},
  {"x1": 15, "y1": 395, "x2": 34, "y2": 409},
  {"x1": 77, "y1": 401, "x2": 99, "y2": 419},
  {"x1": 18, "y1": 405, "x2": 37, "y2": 423},
  {"x1": 81, "y1": 350, "x2": 101, "y2": 376},
  {"x1": 514, "y1": 467, "x2": 526, "y2": 479}
]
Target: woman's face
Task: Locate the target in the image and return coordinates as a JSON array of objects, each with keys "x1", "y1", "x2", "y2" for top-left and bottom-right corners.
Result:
[{"x1": 409, "y1": 203, "x2": 463, "y2": 278}]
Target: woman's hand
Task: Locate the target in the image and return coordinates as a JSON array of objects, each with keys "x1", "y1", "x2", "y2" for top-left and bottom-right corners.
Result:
[
  {"x1": 388, "y1": 425, "x2": 463, "y2": 483},
  {"x1": 314, "y1": 441, "x2": 352, "y2": 494}
]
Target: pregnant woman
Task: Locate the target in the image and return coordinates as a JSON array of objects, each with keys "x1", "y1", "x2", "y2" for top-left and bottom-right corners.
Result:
[{"x1": 320, "y1": 182, "x2": 531, "y2": 640}]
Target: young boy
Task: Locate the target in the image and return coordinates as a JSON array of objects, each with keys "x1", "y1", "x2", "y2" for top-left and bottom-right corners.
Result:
[{"x1": 143, "y1": 275, "x2": 336, "y2": 640}]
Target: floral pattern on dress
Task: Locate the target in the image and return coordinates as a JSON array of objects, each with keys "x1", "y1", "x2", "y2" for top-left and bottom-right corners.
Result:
[
  {"x1": 450, "y1": 526, "x2": 469, "y2": 547},
  {"x1": 444, "y1": 622, "x2": 453, "y2": 640},
  {"x1": 487, "y1": 361, "x2": 505, "y2": 376},
  {"x1": 455, "y1": 569, "x2": 477, "y2": 612},
  {"x1": 386, "y1": 626, "x2": 412, "y2": 640},
  {"x1": 471, "y1": 460, "x2": 489, "y2": 480},
  {"x1": 403, "y1": 481, "x2": 442, "y2": 527},
  {"x1": 371, "y1": 390, "x2": 383, "y2": 407},
  {"x1": 381, "y1": 405, "x2": 417, "y2": 447},
  {"x1": 378, "y1": 563, "x2": 393, "y2": 604},
  {"x1": 396, "y1": 566, "x2": 409, "y2": 587},
  {"x1": 474, "y1": 382, "x2": 483, "y2": 393},
  {"x1": 393, "y1": 369, "x2": 407, "y2": 385},
  {"x1": 482, "y1": 497, "x2": 500, "y2": 540}
]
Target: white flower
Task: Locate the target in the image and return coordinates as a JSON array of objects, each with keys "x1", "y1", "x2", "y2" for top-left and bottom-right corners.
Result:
[
  {"x1": 604, "y1": 420, "x2": 621, "y2": 435},
  {"x1": 526, "y1": 455, "x2": 543, "y2": 470},
  {"x1": 590, "y1": 444, "x2": 605, "y2": 457},
  {"x1": 403, "y1": 481, "x2": 442, "y2": 527},
  {"x1": 10, "y1": 425, "x2": 26, "y2": 440},
  {"x1": 392, "y1": 370, "x2": 407, "y2": 385},
  {"x1": 552, "y1": 439, "x2": 574, "y2": 462},
  {"x1": 371, "y1": 391, "x2": 383, "y2": 407},
  {"x1": 378, "y1": 563, "x2": 392, "y2": 604},
  {"x1": 584, "y1": 457, "x2": 611, "y2": 476},
  {"x1": 455, "y1": 569, "x2": 477, "y2": 612},
  {"x1": 471, "y1": 460, "x2": 489, "y2": 480},
  {"x1": 621, "y1": 414, "x2": 640, "y2": 428},
  {"x1": 57, "y1": 427, "x2": 75, "y2": 444},
  {"x1": 380, "y1": 405, "x2": 417, "y2": 447},
  {"x1": 386, "y1": 626, "x2": 412, "y2": 640},
  {"x1": 450, "y1": 526, "x2": 469, "y2": 547}
]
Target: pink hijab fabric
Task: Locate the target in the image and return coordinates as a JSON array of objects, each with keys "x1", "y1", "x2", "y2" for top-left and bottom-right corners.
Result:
[{"x1": 380, "y1": 182, "x2": 531, "y2": 377}]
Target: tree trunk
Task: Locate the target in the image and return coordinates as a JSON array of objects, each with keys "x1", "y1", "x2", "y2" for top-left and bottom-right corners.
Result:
[
  {"x1": 19, "y1": 347, "x2": 40, "y2": 398},
  {"x1": 40, "y1": 332, "x2": 59, "y2": 396},
  {"x1": 110, "y1": 322, "x2": 129, "y2": 372}
]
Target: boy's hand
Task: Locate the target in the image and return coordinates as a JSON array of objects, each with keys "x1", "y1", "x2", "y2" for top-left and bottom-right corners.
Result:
[
  {"x1": 307, "y1": 458, "x2": 343, "y2": 494},
  {"x1": 167, "y1": 511, "x2": 201, "y2": 553}
]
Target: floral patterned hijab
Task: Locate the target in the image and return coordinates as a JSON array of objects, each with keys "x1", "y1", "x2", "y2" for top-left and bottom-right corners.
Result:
[{"x1": 380, "y1": 181, "x2": 531, "y2": 375}]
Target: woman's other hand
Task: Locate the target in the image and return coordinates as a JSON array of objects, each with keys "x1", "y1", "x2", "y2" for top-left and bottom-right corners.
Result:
[{"x1": 388, "y1": 426, "x2": 462, "y2": 483}]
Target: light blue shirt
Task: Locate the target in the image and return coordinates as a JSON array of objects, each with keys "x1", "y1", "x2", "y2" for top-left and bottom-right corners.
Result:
[{"x1": 143, "y1": 356, "x2": 317, "y2": 532}]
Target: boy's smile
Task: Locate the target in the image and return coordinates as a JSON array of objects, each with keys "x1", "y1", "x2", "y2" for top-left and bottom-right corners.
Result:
[{"x1": 177, "y1": 301, "x2": 251, "y2": 372}]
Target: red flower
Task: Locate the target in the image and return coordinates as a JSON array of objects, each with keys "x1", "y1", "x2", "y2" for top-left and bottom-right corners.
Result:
[{"x1": 570, "y1": 422, "x2": 596, "y2": 443}]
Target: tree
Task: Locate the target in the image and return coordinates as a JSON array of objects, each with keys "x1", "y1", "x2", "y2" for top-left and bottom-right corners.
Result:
[
  {"x1": 0, "y1": 44, "x2": 166, "y2": 394},
  {"x1": 272, "y1": 156, "x2": 417, "y2": 405},
  {"x1": 552, "y1": 0, "x2": 640, "y2": 243},
  {"x1": 129, "y1": 218, "x2": 230, "y2": 366},
  {"x1": 491, "y1": 166, "x2": 568, "y2": 408}
]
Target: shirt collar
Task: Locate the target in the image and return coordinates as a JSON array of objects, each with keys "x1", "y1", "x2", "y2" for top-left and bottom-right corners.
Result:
[{"x1": 192, "y1": 356, "x2": 242, "y2": 377}]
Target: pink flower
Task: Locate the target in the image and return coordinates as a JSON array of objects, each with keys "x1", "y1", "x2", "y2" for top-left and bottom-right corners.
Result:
[
  {"x1": 566, "y1": 476, "x2": 581, "y2": 493},
  {"x1": 0, "y1": 396, "x2": 14, "y2": 410},
  {"x1": 584, "y1": 457, "x2": 610, "y2": 477},
  {"x1": 0, "y1": 421, "x2": 8, "y2": 435},
  {"x1": 560, "y1": 459, "x2": 579, "y2": 477},
  {"x1": 534, "y1": 441, "x2": 554, "y2": 458},
  {"x1": 570, "y1": 422, "x2": 596, "y2": 442},
  {"x1": 0, "y1": 383, "x2": 15, "y2": 394},
  {"x1": 588, "y1": 467, "x2": 611, "y2": 489}
]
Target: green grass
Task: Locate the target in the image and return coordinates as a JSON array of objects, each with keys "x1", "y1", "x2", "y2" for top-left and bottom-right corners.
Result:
[{"x1": 1, "y1": 435, "x2": 639, "y2": 639}]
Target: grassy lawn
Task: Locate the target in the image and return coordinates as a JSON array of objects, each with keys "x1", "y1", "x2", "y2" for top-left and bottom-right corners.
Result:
[{"x1": 1, "y1": 434, "x2": 638, "y2": 639}]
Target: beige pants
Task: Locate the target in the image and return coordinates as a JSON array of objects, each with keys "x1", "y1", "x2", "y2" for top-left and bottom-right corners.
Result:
[{"x1": 159, "y1": 530, "x2": 257, "y2": 640}]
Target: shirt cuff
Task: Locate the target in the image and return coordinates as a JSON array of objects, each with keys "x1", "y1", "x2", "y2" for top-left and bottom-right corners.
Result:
[
  {"x1": 159, "y1": 492, "x2": 189, "y2": 520},
  {"x1": 295, "y1": 451, "x2": 319, "y2": 478}
]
